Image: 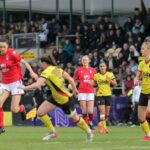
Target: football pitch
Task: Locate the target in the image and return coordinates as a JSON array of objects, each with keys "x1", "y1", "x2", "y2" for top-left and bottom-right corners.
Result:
[{"x1": 0, "y1": 126, "x2": 150, "y2": 150}]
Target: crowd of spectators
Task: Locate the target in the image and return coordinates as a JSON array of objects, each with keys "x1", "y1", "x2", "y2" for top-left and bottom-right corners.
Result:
[
  {"x1": 0, "y1": 7, "x2": 149, "y2": 94},
  {"x1": 0, "y1": 7, "x2": 150, "y2": 125}
]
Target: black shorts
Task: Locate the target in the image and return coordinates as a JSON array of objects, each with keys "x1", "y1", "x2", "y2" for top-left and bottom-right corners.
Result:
[
  {"x1": 96, "y1": 96, "x2": 111, "y2": 106},
  {"x1": 139, "y1": 93, "x2": 150, "y2": 106},
  {"x1": 47, "y1": 96, "x2": 76, "y2": 115}
]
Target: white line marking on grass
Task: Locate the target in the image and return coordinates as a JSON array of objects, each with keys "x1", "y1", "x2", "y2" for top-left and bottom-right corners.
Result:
[
  {"x1": 59, "y1": 146, "x2": 150, "y2": 150},
  {"x1": 108, "y1": 146, "x2": 150, "y2": 150},
  {"x1": 44, "y1": 142, "x2": 62, "y2": 144}
]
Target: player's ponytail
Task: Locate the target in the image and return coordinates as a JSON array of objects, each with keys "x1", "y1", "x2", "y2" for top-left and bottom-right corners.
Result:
[
  {"x1": 48, "y1": 49, "x2": 57, "y2": 66},
  {"x1": 40, "y1": 49, "x2": 57, "y2": 66}
]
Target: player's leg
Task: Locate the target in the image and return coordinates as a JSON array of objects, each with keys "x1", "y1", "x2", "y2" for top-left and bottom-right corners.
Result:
[
  {"x1": 147, "y1": 99, "x2": 150, "y2": 114},
  {"x1": 96, "y1": 96, "x2": 106, "y2": 133},
  {"x1": 97, "y1": 104, "x2": 105, "y2": 133},
  {"x1": 104, "y1": 96, "x2": 111, "y2": 133},
  {"x1": 87, "y1": 94, "x2": 94, "y2": 130},
  {"x1": 62, "y1": 96, "x2": 94, "y2": 142},
  {"x1": 138, "y1": 106, "x2": 150, "y2": 140},
  {"x1": 69, "y1": 110, "x2": 94, "y2": 142},
  {"x1": 11, "y1": 95, "x2": 26, "y2": 120},
  {"x1": 104, "y1": 105, "x2": 110, "y2": 133},
  {"x1": 78, "y1": 93, "x2": 88, "y2": 124},
  {"x1": 0, "y1": 90, "x2": 9, "y2": 134},
  {"x1": 37, "y1": 100, "x2": 57, "y2": 140},
  {"x1": 138, "y1": 94, "x2": 150, "y2": 140},
  {"x1": 10, "y1": 81, "x2": 26, "y2": 120}
]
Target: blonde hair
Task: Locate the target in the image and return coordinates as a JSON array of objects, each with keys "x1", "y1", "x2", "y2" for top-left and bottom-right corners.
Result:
[
  {"x1": 82, "y1": 55, "x2": 90, "y2": 60},
  {"x1": 143, "y1": 36, "x2": 150, "y2": 49}
]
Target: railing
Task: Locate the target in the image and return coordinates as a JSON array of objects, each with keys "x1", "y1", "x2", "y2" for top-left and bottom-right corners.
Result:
[
  {"x1": 56, "y1": 34, "x2": 77, "y2": 50},
  {"x1": 11, "y1": 32, "x2": 41, "y2": 61}
]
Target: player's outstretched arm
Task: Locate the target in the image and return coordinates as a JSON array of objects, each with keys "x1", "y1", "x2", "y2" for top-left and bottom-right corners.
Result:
[
  {"x1": 19, "y1": 77, "x2": 45, "y2": 90},
  {"x1": 63, "y1": 71, "x2": 78, "y2": 96},
  {"x1": 21, "y1": 59, "x2": 38, "y2": 80}
]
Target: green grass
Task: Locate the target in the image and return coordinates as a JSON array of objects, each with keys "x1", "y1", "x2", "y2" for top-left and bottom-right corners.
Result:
[{"x1": 0, "y1": 126, "x2": 150, "y2": 150}]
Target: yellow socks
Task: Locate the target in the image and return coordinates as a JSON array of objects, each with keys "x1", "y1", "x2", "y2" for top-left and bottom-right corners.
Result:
[
  {"x1": 77, "y1": 117, "x2": 91, "y2": 133},
  {"x1": 101, "y1": 120, "x2": 107, "y2": 129},
  {"x1": 40, "y1": 114, "x2": 55, "y2": 132},
  {"x1": 140, "y1": 120, "x2": 150, "y2": 135}
]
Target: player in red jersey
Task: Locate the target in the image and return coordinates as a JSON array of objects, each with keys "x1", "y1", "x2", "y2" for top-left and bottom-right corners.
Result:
[
  {"x1": 0, "y1": 37, "x2": 38, "y2": 134},
  {"x1": 74, "y1": 55, "x2": 96, "y2": 130}
]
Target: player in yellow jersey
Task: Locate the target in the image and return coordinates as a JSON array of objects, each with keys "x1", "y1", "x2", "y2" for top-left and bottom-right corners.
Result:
[
  {"x1": 88, "y1": 60, "x2": 117, "y2": 133},
  {"x1": 19, "y1": 56, "x2": 94, "y2": 142},
  {"x1": 134, "y1": 37, "x2": 150, "y2": 141}
]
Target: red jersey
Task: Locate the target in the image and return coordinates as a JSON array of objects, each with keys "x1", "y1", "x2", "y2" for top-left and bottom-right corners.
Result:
[
  {"x1": 74, "y1": 67, "x2": 96, "y2": 93},
  {"x1": 0, "y1": 48, "x2": 22, "y2": 84}
]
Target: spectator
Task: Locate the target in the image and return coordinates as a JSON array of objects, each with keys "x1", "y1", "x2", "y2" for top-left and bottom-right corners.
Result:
[
  {"x1": 49, "y1": 18, "x2": 61, "y2": 43},
  {"x1": 133, "y1": 7, "x2": 145, "y2": 23},
  {"x1": 56, "y1": 48, "x2": 68, "y2": 65},
  {"x1": 125, "y1": 75, "x2": 134, "y2": 93},
  {"x1": 38, "y1": 17, "x2": 49, "y2": 48},
  {"x1": 82, "y1": 25, "x2": 90, "y2": 51},
  {"x1": 128, "y1": 59, "x2": 138, "y2": 73},
  {"x1": 106, "y1": 29, "x2": 116, "y2": 48},
  {"x1": 59, "y1": 24, "x2": 69, "y2": 36},
  {"x1": 63, "y1": 39, "x2": 74, "y2": 62},
  {"x1": 91, "y1": 50, "x2": 100, "y2": 70},
  {"x1": 72, "y1": 45, "x2": 82, "y2": 65},
  {"x1": 120, "y1": 43, "x2": 130, "y2": 62},
  {"x1": 123, "y1": 17, "x2": 134, "y2": 32},
  {"x1": 89, "y1": 24, "x2": 99, "y2": 50},
  {"x1": 132, "y1": 18, "x2": 145, "y2": 34},
  {"x1": 115, "y1": 28, "x2": 124, "y2": 47},
  {"x1": 106, "y1": 52, "x2": 116, "y2": 71}
]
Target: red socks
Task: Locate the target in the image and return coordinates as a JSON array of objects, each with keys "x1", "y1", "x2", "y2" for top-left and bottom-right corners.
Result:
[
  {"x1": 82, "y1": 114, "x2": 94, "y2": 124},
  {"x1": 82, "y1": 114, "x2": 89, "y2": 124},
  {"x1": 19, "y1": 105, "x2": 24, "y2": 113},
  {"x1": 88, "y1": 114, "x2": 94, "y2": 122},
  {"x1": 0, "y1": 107, "x2": 4, "y2": 128}
]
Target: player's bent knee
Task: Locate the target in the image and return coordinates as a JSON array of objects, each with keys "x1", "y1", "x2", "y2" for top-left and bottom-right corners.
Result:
[
  {"x1": 138, "y1": 115, "x2": 145, "y2": 123},
  {"x1": 70, "y1": 115, "x2": 80, "y2": 122},
  {"x1": 88, "y1": 110, "x2": 93, "y2": 114},
  {"x1": 37, "y1": 110, "x2": 45, "y2": 117},
  {"x1": 68, "y1": 110, "x2": 78, "y2": 121}
]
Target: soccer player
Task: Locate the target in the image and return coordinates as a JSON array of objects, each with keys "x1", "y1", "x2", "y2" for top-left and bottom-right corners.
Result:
[
  {"x1": 88, "y1": 60, "x2": 117, "y2": 133},
  {"x1": 134, "y1": 37, "x2": 150, "y2": 140},
  {"x1": 131, "y1": 82, "x2": 141, "y2": 126},
  {"x1": 32, "y1": 86, "x2": 47, "y2": 126},
  {"x1": 0, "y1": 37, "x2": 38, "y2": 134},
  {"x1": 19, "y1": 56, "x2": 94, "y2": 142},
  {"x1": 74, "y1": 55, "x2": 96, "y2": 130}
]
